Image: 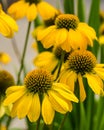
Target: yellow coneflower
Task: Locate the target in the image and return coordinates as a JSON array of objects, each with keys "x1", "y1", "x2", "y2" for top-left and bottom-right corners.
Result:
[
  {"x1": 0, "y1": 70, "x2": 15, "y2": 118},
  {"x1": 59, "y1": 50, "x2": 104, "y2": 101},
  {"x1": 7, "y1": 0, "x2": 59, "y2": 21},
  {"x1": 3, "y1": 68, "x2": 78, "y2": 124},
  {"x1": 0, "y1": 52, "x2": 11, "y2": 64},
  {"x1": 37, "y1": 14, "x2": 97, "y2": 52},
  {"x1": 0, "y1": 4, "x2": 18, "y2": 37}
]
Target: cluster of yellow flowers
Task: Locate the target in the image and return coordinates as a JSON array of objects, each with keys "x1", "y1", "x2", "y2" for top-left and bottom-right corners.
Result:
[{"x1": 0, "y1": 0, "x2": 104, "y2": 129}]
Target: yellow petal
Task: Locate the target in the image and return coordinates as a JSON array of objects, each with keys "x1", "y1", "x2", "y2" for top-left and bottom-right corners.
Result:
[
  {"x1": 68, "y1": 29, "x2": 87, "y2": 50},
  {"x1": 42, "y1": 94, "x2": 55, "y2": 124},
  {"x1": 3, "y1": 87, "x2": 26, "y2": 106},
  {"x1": 85, "y1": 73, "x2": 104, "y2": 95},
  {"x1": 17, "y1": 93, "x2": 32, "y2": 119},
  {"x1": 94, "y1": 67, "x2": 104, "y2": 80},
  {"x1": 52, "y1": 83, "x2": 78, "y2": 103},
  {"x1": 27, "y1": 93, "x2": 40, "y2": 122},
  {"x1": 78, "y1": 23, "x2": 97, "y2": 46},
  {"x1": 34, "y1": 51, "x2": 58, "y2": 71},
  {"x1": 37, "y1": 1, "x2": 58, "y2": 20},
  {"x1": 6, "y1": 86, "x2": 25, "y2": 96},
  {"x1": 7, "y1": 1, "x2": 28, "y2": 20},
  {"x1": 37, "y1": 25, "x2": 55, "y2": 40},
  {"x1": 55, "y1": 29, "x2": 68, "y2": 45},
  {"x1": 48, "y1": 90, "x2": 70, "y2": 114},
  {"x1": 78, "y1": 74, "x2": 86, "y2": 101},
  {"x1": 26, "y1": 4, "x2": 37, "y2": 21}
]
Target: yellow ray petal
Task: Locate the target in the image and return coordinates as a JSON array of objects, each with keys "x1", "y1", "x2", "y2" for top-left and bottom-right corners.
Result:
[
  {"x1": 52, "y1": 83, "x2": 78, "y2": 103},
  {"x1": 78, "y1": 74, "x2": 86, "y2": 101},
  {"x1": 3, "y1": 88, "x2": 26, "y2": 106},
  {"x1": 6, "y1": 86, "x2": 25, "y2": 96},
  {"x1": 17, "y1": 93, "x2": 33, "y2": 119},
  {"x1": 27, "y1": 93, "x2": 40, "y2": 122},
  {"x1": 42, "y1": 94, "x2": 55, "y2": 124},
  {"x1": 68, "y1": 29, "x2": 87, "y2": 50},
  {"x1": 26, "y1": 4, "x2": 37, "y2": 21},
  {"x1": 85, "y1": 73, "x2": 104, "y2": 95},
  {"x1": 37, "y1": 1, "x2": 58, "y2": 20},
  {"x1": 55, "y1": 29, "x2": 68, "y2": 45},
  {"x1": 48, "y1": 90, "x2": 70, "y2": 113}
]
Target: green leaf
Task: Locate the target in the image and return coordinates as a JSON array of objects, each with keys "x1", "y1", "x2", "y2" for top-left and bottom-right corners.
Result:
[
  {"x1": 88, "y1": 0, "x2": 100, "y2": 56},
  {"x1": 77, "y1": 0, "x2": 85, "y2": 22},
  {"x1": 63, "y1": 0, "x2": 74, "y2": 14}
]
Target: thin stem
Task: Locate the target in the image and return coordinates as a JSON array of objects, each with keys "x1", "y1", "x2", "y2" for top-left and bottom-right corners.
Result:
[
  {"x1": 17, "y1": 22, "x2": 31, "y2": 85},
  {"x1": 36, "y1": 116, "x2": 41, "y2": 130},
  {"x1": 58, "y1": 112, "x2": 68, "y2": 130},
  {"x1": 55, "y1": 51, "x2": 65, "y2": 80},
  {"x1": 11, "y1": 37, "x2": 21, "y2": 63}
]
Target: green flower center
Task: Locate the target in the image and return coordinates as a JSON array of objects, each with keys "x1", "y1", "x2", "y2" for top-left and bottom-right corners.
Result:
[
  {"x1": 55, "y1": 14, "x2": 79, "y2": 30},
  {"x1": 0, "y1": 70, "x2": 15, "y2": 96},
  {"x1": 24, "y1": 69, "x2": 53, "y2": 94},
  {"x1": 25, "y1": 0, "x2": 42, "y2": 4},
  {"x1": 67, "y1": 50, "x2": 96, "y2": 75}
]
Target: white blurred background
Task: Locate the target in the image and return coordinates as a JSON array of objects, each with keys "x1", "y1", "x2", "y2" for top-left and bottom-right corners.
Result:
[{"x1": 0, "y1": 0, "x2": 104, "y2": 129}]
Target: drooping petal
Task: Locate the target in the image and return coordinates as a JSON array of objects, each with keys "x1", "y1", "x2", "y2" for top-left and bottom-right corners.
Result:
[
  {"x1": 85, "y1": 73, "x2": 104, "y2": 95},
  {"x1": 78, "y1": 23, "x2": 97, "y2": 46},
  {"x1": 68, "y1": 29, "x2": 87, "y2": 50},
  {"x1": 27, "y1": 93, "x2": 40, "y2": 122},
  {"x1": 3, "y1": 87, "x2": 26, "y2": 105},
  {"x1": 52, "y1": 83, "x2": 78, "y2": 103},
  {"x1": 37, "y1": 1, "x2": 58, "y2": 20},
  {"x1": 78, "y1": 74, "x2": 86, "y2": 101},
  {"x1": 94, "y1": 67, "x2": 104, "y2": 80},
  {"x1": 48, "y1": 90, "x2": 70, "y2": 114},
  {"x1": 37, "y1": 25, "x2": 55, "y2": 40},
  {"x1": 42, "y1": 94, "x2": 55, "y2": 124},
  {"x1": 55, "y1": 29, "x2": 68, "y2": 45},
  {"x1": 7, "y1": 0, "x2": 28, "y2": 20},
  {"x1": 6, "y1": 86, "x2": 26, "y2": 96},
  {"x1": 26, "y1": 3, "x2": 37, "y2": 21},
  {"x1": 17, "y1": 92, "x2": 33, "y2": 119}
]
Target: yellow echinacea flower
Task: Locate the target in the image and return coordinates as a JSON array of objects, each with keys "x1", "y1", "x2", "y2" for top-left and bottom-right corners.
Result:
[
  {"x1": 0, "y1": 4, "x2": 18, "y2": 37},
  {"x1": 0, "y1": 52, "x2": 11, "y2": 64},
  {"x1": 37, "y1": 14, "x2": 97, "y2": 52},
  {"x1": 59, "y1": 50, "x2": 104, "y2": 101},
  {"x1": 3, "y1": 68, "x2": 78, "y2": 124},
  {"x1": 7, "y1": 0, "x2": 59, "y2": 21}
]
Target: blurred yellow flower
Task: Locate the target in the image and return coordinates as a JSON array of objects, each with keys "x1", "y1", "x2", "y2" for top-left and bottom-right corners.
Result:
[
  {"x1": 34, "y1": 46, "x2": 71, "y2": 72},
  {"x1": 99, "y1": 23, "x2": 104, "y2": 44},
  {"x1": 37, "y1": 14, "x2": 97, "y2": 52},
  {"x1": 7, "y1": 0, "x2": 59, "y2": 21},
  {"x1": 0, "y1": 52, "x2": 11, "y2": 64},
  {"x1": 0, "y1": 70, "x2": 15, "y2": 118},
  {"x1": 0, "y1": 125, "x2": 7, "y2": 130},
  {"x1": 59, "y1": 50, "x2": 104, "y2": 101},
  {"x1": 3, "y1": 68, "x2": 78, "y2": 124},
  {"x1": 0, "y1": 4, "x2": 18, "y2": 37}
]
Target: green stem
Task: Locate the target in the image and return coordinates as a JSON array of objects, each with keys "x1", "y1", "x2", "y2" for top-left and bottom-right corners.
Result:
[
  {"x1": 55, "y1": 51, "x2": 65, "y2": 80},
  {"x1": 63, "y1": 0, "x2": 74, "y2": 14},
  {"x1": 58, "y1": 112, "x2": 68, "y2": 130},
  {"x1": 94, "y1": 97, "x2": 104, "y2": 130},
  {"x1": 36, "y1": 116, "x2": 41, "y2": 130},
  {"x1": 17, "y1": 22, "x2": 31, "y2": 85},
  {"x1": 85, "y1": 88, "x2": 94, "y2": 130},
  {"x1": 79, "y1": 103, "x2": 86, "y2": 130},
  {"x1": 11, "y1": 37, "x2": 21, "y2": 63}
]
